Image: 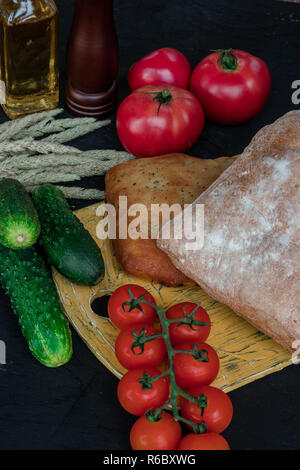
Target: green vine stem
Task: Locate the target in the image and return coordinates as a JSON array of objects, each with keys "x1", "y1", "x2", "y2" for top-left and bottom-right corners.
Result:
[
  {"x1": 143, "y1": 89, "x2": 173, "y2": 115},
  {"x1": 122, "y1": 288, "x2": 148, "y2": 312},
  {"x1": 129, "y1": 297, "x2": 209, "y2": 433},
  {"x1": 212, "y1": 48, "x2": 238, "y2": 71}
]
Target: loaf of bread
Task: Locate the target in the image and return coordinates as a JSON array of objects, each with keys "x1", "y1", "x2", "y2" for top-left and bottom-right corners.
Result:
[
  {"x1": 105, "y1": 153, "x2": 234, "y2": 286},
  {"x1": 157, "y1": 111, "x2": 300, "y2": 350}
]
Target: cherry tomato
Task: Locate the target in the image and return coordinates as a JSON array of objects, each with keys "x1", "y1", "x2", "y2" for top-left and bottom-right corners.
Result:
[
  {"x1": 166, "y1": 302, "x2": 211, "y2": 346},
  {"x1": 130, "y1": 412, "x2": 182, "y2": 450},
  {"x1": 115, "y1": 324, "x2": 166, "y2": 370},
  {"x1": 128, "y1": 47, "x2": 191, "y2": 91},
  {"x1": 116, "y1": 85, "x2": 205, "y2": 158},
  {"x1": 117, "y1": 367, "x2": 169, "y2": 416},
  {"x1": 178, "y1": 432, "x2": 230, "y2": 450},
  {"x1": 181, "y1": 385, "x2": 233, "y2": 433},
  {"x1": 173, "y1": 342, "x2": 219, "y2": 388},
  {"x1": 190, "y1": 49, "x2": 271, "y2": 125},
  {"x1": 108, "y1": 284, "x2": 157, "y2": 330}
]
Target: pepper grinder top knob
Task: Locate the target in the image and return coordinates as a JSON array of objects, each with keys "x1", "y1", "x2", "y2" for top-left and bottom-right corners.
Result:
[{"x1": 66, "y1": 0, "x2": 119, "y2": 119}]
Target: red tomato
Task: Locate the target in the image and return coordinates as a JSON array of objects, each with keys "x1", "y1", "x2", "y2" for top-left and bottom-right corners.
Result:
[
  {"x1": 190, "y1": 49, "x2": 271, "y2": 125},
  {"x1": 128, "y1": 47, "x2": 191, "y2": 91},
  {"x1": 115, "y1": 324, "x2": 166, "y2": 370},
  {"x1": 181, "y1": 385, "x2": 233, "y2": 433},
  {"x1": 116, "y1": 85, "x2": 205, "y2": 158},
  {"x1": 166, "y1": 302, "x2": 211, "y2": 346},
  {"x1": 178, "y1": 432, "x2": 230, "y2": 450},
  {"x1": 173, "y1": 342, "x2": 219, "y2": 388},
  {"x1": 108, "y1": 284, "x2": 157, "y2": 330},
  {"x1": 130, "y1": 412, "x2": 182, "y2": 450},
  {"x1": 117, "y1": 367, "x2": 169, "y2": 416}
]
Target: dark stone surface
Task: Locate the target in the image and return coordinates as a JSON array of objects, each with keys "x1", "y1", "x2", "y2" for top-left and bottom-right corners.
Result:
[{"x1": 0, "y1": 0, "x2": 300, "y2": 450}]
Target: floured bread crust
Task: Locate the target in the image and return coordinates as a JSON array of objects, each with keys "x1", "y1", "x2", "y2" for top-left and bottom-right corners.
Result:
[
  {"x1": 105, "y1": 153, "x2": 234, "y2": 286},
  {"x1": 158, "y1": 112, "x2": 300, "y2": 349}
]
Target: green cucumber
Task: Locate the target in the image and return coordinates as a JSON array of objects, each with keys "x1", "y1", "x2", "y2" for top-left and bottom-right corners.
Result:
[
  {"x1": 0, "y1": 244, "x2": 72, "y2": 367},
  {"x1": 33, "y1": 184, "x2": 104, "y2": 285},
  {"x1": 0, "y1": 178, "x2": 41, "y2": 250}
]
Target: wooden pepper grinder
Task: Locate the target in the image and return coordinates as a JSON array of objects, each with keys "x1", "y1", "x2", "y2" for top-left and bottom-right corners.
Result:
[{"x1": 66, "y1": 0, "x2": 119, "y2": 118}]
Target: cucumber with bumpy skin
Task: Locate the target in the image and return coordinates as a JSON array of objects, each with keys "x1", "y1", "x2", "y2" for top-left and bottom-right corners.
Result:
[
  {"x1": 0, "y1": 243, "x2": 72, "y2": 367},
  {"x1": 0, "y1": 178, "x2": 41, "y2": 250},
  {"x1": 33, "y1": 184, "x2": 104, "y2": 285}
]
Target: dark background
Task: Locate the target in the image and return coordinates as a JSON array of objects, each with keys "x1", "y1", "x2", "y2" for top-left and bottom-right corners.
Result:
[{"x1": 0, "y1": 0, "x2": 300, "y2": 450}]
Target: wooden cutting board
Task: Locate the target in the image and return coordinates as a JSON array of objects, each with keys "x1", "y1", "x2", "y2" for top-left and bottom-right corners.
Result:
[{"x1": 53, "y1": 203, "x2": 292, "y2": 393}]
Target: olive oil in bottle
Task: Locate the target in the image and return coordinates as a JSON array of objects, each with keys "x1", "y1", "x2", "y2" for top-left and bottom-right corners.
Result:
[{"x1": 0, "y1": 0, "x2": 59, "y2": 119}]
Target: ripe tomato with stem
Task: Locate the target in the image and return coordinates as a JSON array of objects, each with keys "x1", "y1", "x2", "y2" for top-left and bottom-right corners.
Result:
[
  {"x1": 173, "y1": 342, "x2": 220, "y2": 389},
  {"x1": 166, "y1": 302, "x2": 211, "y2": 346},
  {"x1": 115, "y1": 324, "x2": 166, "y2": 370},
  {"x1": 108, "y1": 284, "x2": 157, "y2": 330},
  {"x1": 117, "y1": 367, "x2": 169, "y2": 416},
  {"x1": 128, "y1": 47, "x2": 191, "y2": 91},
  {"x1": 181, "y1": 384, "x2": 233, "y2": 433},
  {"x1": 117, "y1": 85, "x2": 205, "y2": 158},
  {"x1": 130, "y1": 411, "x2": 182, "y2": 450},
  {"x1": 190, "y1": 48, "x2": 271, "y2": 125}
]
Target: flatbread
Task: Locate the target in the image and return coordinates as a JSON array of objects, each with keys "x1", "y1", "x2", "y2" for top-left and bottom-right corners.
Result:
[{"x1": 105, "y1": 153, "x2": 234, "y2": 286}]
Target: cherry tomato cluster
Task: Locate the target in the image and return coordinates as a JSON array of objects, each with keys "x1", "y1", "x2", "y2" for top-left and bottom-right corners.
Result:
[
  {"x1": 117, "y1": 47, "x2": 271, "y2": 158},
  {"x1": 108, "y1": 284, "x2": 233, "y2": 450}
]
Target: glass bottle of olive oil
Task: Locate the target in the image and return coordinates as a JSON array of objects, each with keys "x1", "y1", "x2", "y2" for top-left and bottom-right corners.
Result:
[{"x1": 0, "y1": 0, "x2": 59, "y2": 119}]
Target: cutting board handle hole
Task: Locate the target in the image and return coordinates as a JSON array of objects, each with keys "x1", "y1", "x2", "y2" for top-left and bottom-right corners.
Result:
[{"x1": 91, "y1": 294, "x2": 111, "y2": 318}]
